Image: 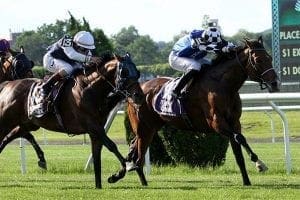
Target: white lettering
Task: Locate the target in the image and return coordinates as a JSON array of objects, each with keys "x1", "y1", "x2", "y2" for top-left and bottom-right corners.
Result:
[{"x1": 280, "y1": 30, "x2": 300, "y2": 40}]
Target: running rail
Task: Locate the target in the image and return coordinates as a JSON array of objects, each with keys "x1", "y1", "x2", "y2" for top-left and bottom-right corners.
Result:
[
  {"x1": 240, "y1": 92, "x2": 300, "y2": 174},
  {"x1": 20, "y1": 93, "x2": 300, "y2": 175}
]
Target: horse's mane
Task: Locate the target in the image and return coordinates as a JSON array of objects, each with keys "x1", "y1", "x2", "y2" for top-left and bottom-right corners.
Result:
[
  {"x1": 87, "y1": 51, "x2": 115, "y2": 69},
  {"x1": 198, "y1": 45, "x2": 247, "y2": 81}
]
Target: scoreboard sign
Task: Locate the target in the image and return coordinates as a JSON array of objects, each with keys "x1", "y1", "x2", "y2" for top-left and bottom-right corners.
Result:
[{"x1": 278, "y1": 0, "x2": 300, "y2": 82}]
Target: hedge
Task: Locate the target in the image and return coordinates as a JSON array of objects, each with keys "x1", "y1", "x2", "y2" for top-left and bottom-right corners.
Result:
[{"x1": 124, "y1": 109, "x2": 229, "y2": 167}]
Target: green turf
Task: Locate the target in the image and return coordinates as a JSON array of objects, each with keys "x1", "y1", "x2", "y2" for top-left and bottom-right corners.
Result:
[
  {"x1": 0, "y1": 143, "x2": 299, "y2": 199},
  {"x1": 0, "y1": 111, "x2": 299, "y2": 199}
]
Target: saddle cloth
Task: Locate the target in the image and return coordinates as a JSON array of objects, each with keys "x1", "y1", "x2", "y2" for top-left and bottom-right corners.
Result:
[
  {"x1": 27, "y1": 81, "x2": 64, "y2": 118},
  {"x1": 27, "y1": 82, "x2": 45, "y2": 118},
  {"x1": 153, "y1": 78, "x2": 186, "y2": 117}
]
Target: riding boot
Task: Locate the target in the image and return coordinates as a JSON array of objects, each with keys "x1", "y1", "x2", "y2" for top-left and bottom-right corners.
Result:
[
  {"x1": 40, "y1": 70, "x2": 68, "y2": 98},
  {"x1": 172, "y1": 69, "x2": 198, "y2": 98}
]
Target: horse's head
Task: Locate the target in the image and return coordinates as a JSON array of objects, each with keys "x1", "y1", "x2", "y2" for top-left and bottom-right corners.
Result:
[
  {"x1": 114, "y1": 53, "x2": 144, "y2": 105},
  {"x1": 88, "y1": 52, "x2": 144, "y2": 106},
  {"x1": 2, "y1": 47, "x2": 34, "y2": 79},
  {"x1": 240, "y1": 36, "x2": 279, "y2": 92}
]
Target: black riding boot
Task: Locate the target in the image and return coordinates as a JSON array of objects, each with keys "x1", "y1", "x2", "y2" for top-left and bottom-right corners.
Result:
[
  {"x1": 41, "y1": 71, "x2": 66, "y2": 97},
  {"x1": 172, "y1": 69, "x2": 198, "y2": 97}
]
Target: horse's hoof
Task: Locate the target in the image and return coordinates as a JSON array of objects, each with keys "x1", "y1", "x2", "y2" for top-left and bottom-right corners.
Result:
[
  {"x1": 38, "y1": 161, "x2": 47, "y2": 170},
  {"x1": 126, "y1": 161, "x2": 138, "y2": 172},
  {"x1": 256, "y1": 159, "x2": 268, "y2": 172},
  {"x1": 108, "y1": 175, "x2": 118, "y2": 184},
  {"x1": 107, "y1": 175, "x2": 118, "y2": 183}
]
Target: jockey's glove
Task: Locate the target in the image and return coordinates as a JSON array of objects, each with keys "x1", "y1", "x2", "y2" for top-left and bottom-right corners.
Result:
[
  {"x1": 222, "y1": 43, "x2": 237, "y2": 53},
  {"x1": 191, "y1": 38, "x2": 203, "y2": 48}
]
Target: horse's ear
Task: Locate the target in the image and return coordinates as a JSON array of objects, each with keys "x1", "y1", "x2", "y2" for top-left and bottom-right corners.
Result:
[
  {"x1": 258, "y1": 36, "x2": 263, "y2": 44},
  {"x1": 113, "y1": 53, "x2": 121, "y2": 60},
  {"x1": 243, "y1": 37, "x2": 251, "y2": 47},
  {"x1": 30, "y1": 61, "x2": 35, "y2": 68},
  {"x1": 20, "y1": 46, "x2": 24, "y2": 53}
]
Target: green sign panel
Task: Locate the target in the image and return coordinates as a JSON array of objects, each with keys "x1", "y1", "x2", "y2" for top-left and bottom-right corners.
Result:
[{"x1": 279, "y1": 0, "x2": 300, "y2": 82}]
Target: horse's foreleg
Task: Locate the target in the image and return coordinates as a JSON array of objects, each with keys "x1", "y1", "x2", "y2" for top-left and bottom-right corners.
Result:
[
  {"x1": 233, "y1": 133, "x2": 268, "y2": 172},
  {"x1": 229, "y1": 138, "x2": 251, "y2": 186},
  {"x1": 108, "y1": 137, "x2": 138, "y2": 184},
  {"x1": 89, "y1": 134, "x2": 103, "y2": 189},
  {"x1": 101, "y1": 133, "x2": 126, "y2": 167}
]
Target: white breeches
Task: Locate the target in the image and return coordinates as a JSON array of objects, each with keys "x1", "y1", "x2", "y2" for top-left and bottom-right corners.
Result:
[{"x1": 168, "y1": 51, "x2": 211, "y2": 73}]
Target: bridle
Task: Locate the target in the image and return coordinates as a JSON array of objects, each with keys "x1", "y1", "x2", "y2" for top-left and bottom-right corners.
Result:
[
  {"x1": 236, "y1": 47, "x2": 276, "y2": 90},
  {"x1": 1, "y1": 53, "x2": 32, "y2": 79},
  {"x1": 84, "y1": 57, "x2": 140, "y2": 100}
]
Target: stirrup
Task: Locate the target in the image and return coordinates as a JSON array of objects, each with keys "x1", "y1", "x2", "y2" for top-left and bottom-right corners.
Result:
[{"x1": 31, "y1": 103, "x2": 47, "y2": 118}]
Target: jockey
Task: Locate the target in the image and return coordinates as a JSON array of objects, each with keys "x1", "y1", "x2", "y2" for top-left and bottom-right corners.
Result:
[
  {"x1": 40, "y1": 31, "x2": 95, "y2": 98},
  {"x1": 0, "y1": 39, "x2": 12, "y2": 63},
  {"x1": 169, "y1": 27, "x2": 236, "y2": 98}
]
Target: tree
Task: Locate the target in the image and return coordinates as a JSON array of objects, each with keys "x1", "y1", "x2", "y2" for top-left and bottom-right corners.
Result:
[
  {"x1": 14, "y1": 31, "x2": 47, "y2": 65},
  {"x1": 111, "y1": 26, "x2": 139, "y2": 54},
  {"x1": 14, "y1": 12, "x2": 112, "y2": 66},
  {"x1": 93, "y1": 28, "x2": 113, "y2": 55},
  {"x1": 126, "y1": 35, "x2": 159, "y2": 65}
]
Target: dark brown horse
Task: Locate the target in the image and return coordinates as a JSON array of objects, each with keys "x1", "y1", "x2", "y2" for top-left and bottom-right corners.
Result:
[
  {"x1": 0, "y1": 52, "x2": 144, "y2": 188},
  {"x1": 0, "y1": 47, "x2": 48, "y2": 169},
  {"x1": 109, "y1": 37, "x2": 280, "y2": 186},
  {"x1": 0, "y1": 47, "x2": 34, "y2": 81}
]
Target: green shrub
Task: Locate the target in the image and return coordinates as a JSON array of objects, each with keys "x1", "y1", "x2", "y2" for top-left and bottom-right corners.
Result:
[
  {"x1": 159, "y1": 126, "x2": 229, "y2": 167},
  {"x1": 124, "y1": 109, "x2": 229, "y2": 167},
  {"x1": 32, "y1": 66, "x2": 47, "y2": 79}
]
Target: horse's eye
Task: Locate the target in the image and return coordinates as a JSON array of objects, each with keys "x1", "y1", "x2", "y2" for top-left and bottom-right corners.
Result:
[{"x1": 120, "y1": 68, "x2": 129, "y2": 78}]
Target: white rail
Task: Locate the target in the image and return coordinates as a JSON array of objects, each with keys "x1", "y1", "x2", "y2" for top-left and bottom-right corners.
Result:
[
  {"x1": 20, "y1": 93, "x2": 300, "y2": 175},
  {"x1": 240, "y1": 92, "x2": 300, "y2": 174}
]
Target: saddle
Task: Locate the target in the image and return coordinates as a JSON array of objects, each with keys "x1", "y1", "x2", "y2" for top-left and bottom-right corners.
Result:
[
  {"x1": 153, "y1": 78, "x2": 190, "y2": 117},
  {"x1": 28, "y1": 79, "x2": 66, "y2": 119}
]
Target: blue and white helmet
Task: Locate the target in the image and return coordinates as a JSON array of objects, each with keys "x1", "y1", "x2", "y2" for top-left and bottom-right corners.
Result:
[{"x1": 201, "y1": 27, "x2": 222, "y2": 44}]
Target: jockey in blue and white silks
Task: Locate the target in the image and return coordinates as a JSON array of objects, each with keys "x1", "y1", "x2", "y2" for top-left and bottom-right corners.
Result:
[{"x1": 169, "y1": 27, "x2": 236, "y2": 97}]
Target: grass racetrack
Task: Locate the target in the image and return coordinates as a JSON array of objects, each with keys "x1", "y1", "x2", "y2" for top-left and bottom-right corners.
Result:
[{"x1": 0, "y1": 111, "x2": 299, "y2": 199}]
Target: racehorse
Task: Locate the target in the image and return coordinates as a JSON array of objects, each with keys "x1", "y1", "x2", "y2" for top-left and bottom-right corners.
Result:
[
  {"x1": 0, "y1": 52, "x2": 144, "y2": 189},
  {"x1": 0, "y1": 47, "x2": 47, "y2": 169},
  {"x1": 109, "y1": 37, "x2": 280, "y2": 186},
  {"x1": 0, "y1": 46, "x2": 34, "y2": 81}
]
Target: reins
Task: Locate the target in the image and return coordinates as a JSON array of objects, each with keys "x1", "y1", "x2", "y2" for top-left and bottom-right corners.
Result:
[{"x1": 235, "y1": 47, "x2": 276, "y2": 90}]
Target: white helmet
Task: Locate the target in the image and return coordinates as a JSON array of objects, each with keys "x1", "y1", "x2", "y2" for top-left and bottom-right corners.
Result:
[
  {"x1": 202, "y1": 27, "x2": 222, "y2": 44},
  {"x1": 73, "y1": 31, "x2": 95, "y2": 50}
]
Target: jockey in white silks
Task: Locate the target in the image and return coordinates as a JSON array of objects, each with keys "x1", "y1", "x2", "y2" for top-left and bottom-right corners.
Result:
[
  {"x1": 169, "y1": 27, "x2": 236, "y2": 98},
  {"x1": 35, "y1": 31, "x2": 95, "y2": 116}
]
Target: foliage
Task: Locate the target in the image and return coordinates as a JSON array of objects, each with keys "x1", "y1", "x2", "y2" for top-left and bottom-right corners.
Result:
[
  {"x1": 124, "y1": 109, "x2": 229, "y2": 167},
  {"x1": 13, "y1": 14, "x2": 273, "y2": 77},
  {"x1": 138, "y1": 63, "x2": 181, "y2": 80},
  {"x1": 32, "y1": 66, "x2": 48, "y2": 79},
  {"x1": 14, "y1": 31, "x2": 48, "y2": 65},
  {"x1": 158, "y1": 126, "x2": 229, "y2": 167},
  {"x1": 14, "y1": 12, "x2": 112, "y2": 66}
]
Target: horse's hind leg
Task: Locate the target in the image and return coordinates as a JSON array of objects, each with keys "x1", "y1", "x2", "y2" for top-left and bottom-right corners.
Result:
[
  {"x1": 233, "y1": 133, "x2": 268, "y2": 172},
  {"x1": 0, "y1": 126, "x2": 47, "y2": 169},
  {"x1": 22, "y1": 132, "x2": 47, "y2": 169}
]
